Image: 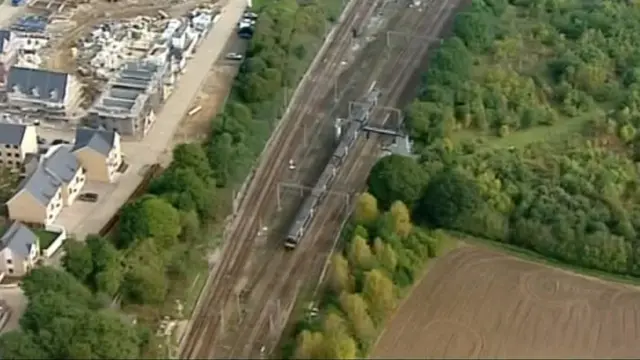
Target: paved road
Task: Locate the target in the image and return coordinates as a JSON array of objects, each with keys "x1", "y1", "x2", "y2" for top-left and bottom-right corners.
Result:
[{"x1": 59, "y1": 0, "x2": 247, "y2": 239}]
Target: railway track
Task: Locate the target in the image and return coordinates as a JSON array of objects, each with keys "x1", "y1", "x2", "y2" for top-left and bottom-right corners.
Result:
[
  {"x1": 225, "y1": 0, "x2": 462, "y2": 357},
  {"x1": 181, "y1": 1, "x2": 376, "y2": 358}
]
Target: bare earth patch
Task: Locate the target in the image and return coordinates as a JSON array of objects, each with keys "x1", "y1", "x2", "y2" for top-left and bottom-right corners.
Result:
[
  {"x1": 371, "y1": 246, "x2": 640, "y2": 359},
  {"x1": 172, "y1": 64, "x2": 237, "y2": 145}
]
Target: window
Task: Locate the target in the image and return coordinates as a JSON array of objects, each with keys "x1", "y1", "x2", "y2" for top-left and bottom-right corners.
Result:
[
  {"x1": 8, "y1": 268, "x2": 13, "y2": 274},
  {"x1": 4, "y1": 144, "x2": 10, "y2": 149},
  {"x1": 7, "y1": 160, "x2": 12, "y2": 165},
  {"x1": 6, "y1": 259, "x2": 12, "y2": 264}
]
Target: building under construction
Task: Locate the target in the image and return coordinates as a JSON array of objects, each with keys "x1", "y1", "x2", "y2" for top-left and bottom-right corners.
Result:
[{"x1": 83, "y1": 59, "x2": 169, "y2": 138}]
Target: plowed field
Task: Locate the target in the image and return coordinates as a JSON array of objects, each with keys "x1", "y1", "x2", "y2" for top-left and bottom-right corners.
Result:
[{"x1": 372, "y1": 246, "x2": 640, "y2": 359}]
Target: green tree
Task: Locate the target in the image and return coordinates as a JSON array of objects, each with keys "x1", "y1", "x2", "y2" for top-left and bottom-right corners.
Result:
[
  {"x1": 362, "y1": 269, "x2": 396, "y2": 324},
  {"x1": 417, "y1": 168, "x2": 482, "y2": 228},
  {"x1": 121, "y1": 238, "x2": 168, "y2": 304},
  {"x1": 118, "y1": 195, "x2": 181, "y2": 249},
  {"x1": 368, "y1": 155, "x2": 428, "y2": 208},
  {"x1": 171, "y1": 143, "x2": 213, "y2": 181},
  {"x1": 353, "y1": 192, "x2": 379, "y2": 226},
  {"x1": 373, "y1": 237, "x2": 398, "y2": 273},
  {"x1": 321, "y1": 312, "x2": 358, "y2": 359},
  {"x1": 86, "y1": 235, "x2": 122, "y2": 296},
  {"x1": 348, "y1": 235, "x2": 374, "y2": 271},
  {"x1": 207, "y1": 132, "x2": 242, "y2": 187},
  {"x1": 294, "y1": 330, "x2": 325, "y2": 359},
  {"x1": 150, "y1": 166, "x2": 213, "y2": 215},
  {"x1": 0, "y1": 331, "x2": 48, "y2": 359},
  {"x1": 67, "y1": 310, "x2": 141, "y2": 359},
  {"x1": 20, "y1": 290, "x2": 86, "y2": 335},
  {"x1": 328, "y1": 253, "x2": 351, "y2": 294},
  {"x1": 339, "y1": 292, "x2": 376, "y2": 349},
  {"x1": 21, "y1": 267, "x2": 93, "y2": 306},
  {"x1": 62, "y1": 239, "x2": 93, "y2": 283},
  {"x1": 389, "y1": 200, "x2": 412, "y2": 238}
]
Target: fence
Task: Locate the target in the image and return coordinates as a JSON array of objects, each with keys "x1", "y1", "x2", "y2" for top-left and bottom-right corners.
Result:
[{"x1": 41, "y1": 224, "x2": 67, "y2": 258}]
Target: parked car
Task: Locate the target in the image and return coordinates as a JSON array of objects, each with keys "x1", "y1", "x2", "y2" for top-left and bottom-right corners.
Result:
[
  {"x1": 78, "y1": 192, "x2": 99, "y2": 202},
  {"x1": 226, "y1": 52, "x2": 244, "y2": 61}
]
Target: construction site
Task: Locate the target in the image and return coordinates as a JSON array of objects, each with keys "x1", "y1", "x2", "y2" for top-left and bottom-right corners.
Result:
[
  {"x1": 0, "y1": 0, "x2": 223, "y2": 130},
  {"x1": 179, "y1": 0, "x2": 463, "y2": 358}
]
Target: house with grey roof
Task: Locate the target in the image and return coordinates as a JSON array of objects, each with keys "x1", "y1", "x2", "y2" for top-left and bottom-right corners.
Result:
[
  {"x1": 0, "y1": 122, "x2": 38, "y2": 173},
  {"x1": 72, "y1": 127, "x2": 122, "y2": 183},
  {"x1": 6, "y1": 144, "x2": 86, "y2": 225},
  {"x1": 6, "y1": 164, "x2": 63, "y2": 226},
  {"x1": 5, "y1": 66, "x2": 82, "y2": 120},
  {"x1": 0, "y1": 221, "x2": 40, "y2": 277},
  {"x1": 84, "y1": 59, "x2": 168, "y2": 138},
  {"x1": 41, "y1": 145, "x2": 86, "y2": 206},
  {"x1": 0, "y1": 30, "x2": 17, "y2": 86}
]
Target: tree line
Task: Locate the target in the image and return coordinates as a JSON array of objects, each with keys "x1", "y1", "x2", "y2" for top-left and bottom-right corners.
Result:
[
  {"x1": 286, "y1": 193, "x2": 447, "y2": 358},
  {"x1": 369, "y1": 0, "x2": 640, "y2": 277},
  {"x1": 0, "y1": 0, "x2": 344, "y2": 358}
]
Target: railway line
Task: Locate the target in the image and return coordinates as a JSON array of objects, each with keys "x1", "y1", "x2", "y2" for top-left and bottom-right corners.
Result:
[
  {"x1": 180, "y1": 0, "x2": 378, "y2": 358},
  {"x1": 181, "y1": 0, "x2": 461, "y2": 357},
  {"x1": 218, "y1": 0, "x2": 461, "y2": 358}
]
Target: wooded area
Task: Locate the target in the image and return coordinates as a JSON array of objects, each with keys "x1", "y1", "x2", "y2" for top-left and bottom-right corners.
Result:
[
  {"x1": 286, "y1": 193, "x2": 447, "y2": 358},
  {"x1": 0, "y1": 0, "x2": 343, "y2": 358},
  {"x1": 370, "y1": 0, "x2": 640, "y2": 277}
]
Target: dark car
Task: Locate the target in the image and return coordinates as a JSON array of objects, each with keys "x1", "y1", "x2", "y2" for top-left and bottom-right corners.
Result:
[
  {"x1": 78, "y1": 192, "x2": 99, "y2": 202},
  {"x1": 51, "y1": 139, "x2": 70, "y2": 145}
]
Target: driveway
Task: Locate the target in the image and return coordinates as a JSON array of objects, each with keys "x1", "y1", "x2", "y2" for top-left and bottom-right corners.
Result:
[{"x1": 0, "y1": 286, "x2": 27, "y2": 334}]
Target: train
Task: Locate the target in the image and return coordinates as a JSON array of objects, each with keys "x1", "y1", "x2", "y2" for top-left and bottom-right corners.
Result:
[{"x1": 284, "y1": 89, "x2": 381, "y2": 249}]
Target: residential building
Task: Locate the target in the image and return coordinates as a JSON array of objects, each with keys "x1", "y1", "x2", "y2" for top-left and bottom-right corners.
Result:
[
  {"x1": 0, "y1": 221, "x2": 40, "y2": 277},
  {"x1": 5, "y1": 66, "x2": 83, "y2": 120},
  {"x1": 84, "y1": 59, "x2": 169, "y2": 138},
  {"x1": 6, "y1": 145, "x2": 85, "y2": 225},
  {"x1": 6, "y1": 165, "x2": 62, "y2": 225},
  {"x1": 41, "y1": 145, "x2": 85, "y2": 206},
  {"x1": 72, "y1": 127, "x2": 122, "y2": 183},
  {"x1": 0, "y1": 122, "x2": 38, "y2": 172},
  {"x1": 0, "y1": 30, "x2": 18, "y2": 86}
]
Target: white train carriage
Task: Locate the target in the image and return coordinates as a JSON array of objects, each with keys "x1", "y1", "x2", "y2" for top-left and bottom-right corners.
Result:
[{"x1": 284, "y1": 194, "x2": 319, "y2": 249}]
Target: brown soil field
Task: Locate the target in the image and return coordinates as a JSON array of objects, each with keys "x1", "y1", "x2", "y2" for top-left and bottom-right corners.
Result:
[{"x1": 371, "y1": 246, "x2": 640, "y2": 359}]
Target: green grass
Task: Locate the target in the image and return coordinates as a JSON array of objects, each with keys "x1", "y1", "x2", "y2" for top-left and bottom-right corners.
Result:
[
  {"x1": 447, "y1": 230, "x2": 640, "y2": 287},
  {"x1": 33, "y1": 228, "x2": 60, "y2": 249},
  {"x1": 453, "y1": 114, "x2": 591, "y2": 152}
]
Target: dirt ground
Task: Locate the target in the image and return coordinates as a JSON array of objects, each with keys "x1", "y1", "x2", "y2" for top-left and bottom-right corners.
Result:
[
  {"x1": 171, "y1": 64, "x2": 237, "y2": 145},
  {"x1": 371, "y1": 246, "x2": 640, "y2": 359}
]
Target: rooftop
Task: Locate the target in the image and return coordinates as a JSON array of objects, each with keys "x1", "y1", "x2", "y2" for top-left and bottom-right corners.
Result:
[
  {"x1": 89, "y1": 60, "x2": 165, "y2": 118},
  {"x1": 16, "y1": 165, "x2": 61, "y2": 206},
  {"x1": 72, "y1": 127, "x2": 116, "y2": 157},
  {"x1": 42, "y1": 145, "x2": 80, "y2": 184},
  {"x1": 0, "y1": 122, "x2": 28, "y2": 146},
  {"x1": 0, "y1": 221, "x2": 38, "y2": 257},
  {"x1": 7, "y1": 67, "x2": 69, "y2": 103}
]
